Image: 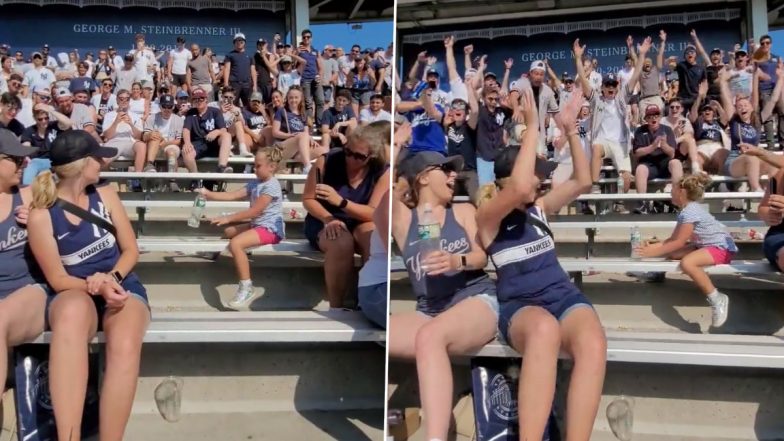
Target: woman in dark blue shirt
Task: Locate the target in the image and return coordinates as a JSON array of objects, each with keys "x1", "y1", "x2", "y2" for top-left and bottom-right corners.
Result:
[
  {"x1": 271, "y1": 85, "x2": 325, "y2": 173},
  {"x1": 476, "y1": 88, "x2": 605, "y2": 441},
  {"x1": 302, "y1": 122, "x2": 389, "y2": 309}
]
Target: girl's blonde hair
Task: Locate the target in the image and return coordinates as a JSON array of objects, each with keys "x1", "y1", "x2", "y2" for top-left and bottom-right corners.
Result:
[
  {"x1": 678, "y1": 173, "x2": 712, "y2": 202},
  {"x1": 31, "y1": 158, "x2": 89, "y2": 209},
  {"x1": 477, "y1": 177, "x2": 511, "y2": 208},
  {"x1": 257, "y1": 145, "x2": 284, "y2": 173}
]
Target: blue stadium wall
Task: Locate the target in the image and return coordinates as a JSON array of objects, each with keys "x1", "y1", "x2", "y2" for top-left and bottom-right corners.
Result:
[{"x1": 0, "y1": 4, "x2": 286, "y2": 58}]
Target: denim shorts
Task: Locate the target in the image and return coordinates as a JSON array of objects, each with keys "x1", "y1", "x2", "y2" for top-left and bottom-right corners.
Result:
[
  {"x1": 45, "y1": 278, "x2": 150, "y2": 331},
  {"x1": 499, "y1": 281, "x2": 593, "y2": 342},
  {"x1": 763, "y1": 231, "x2": 784, "y2": 270},
  {"x1": 358, "y1": 282, "x2": 387, "y2": 329}
]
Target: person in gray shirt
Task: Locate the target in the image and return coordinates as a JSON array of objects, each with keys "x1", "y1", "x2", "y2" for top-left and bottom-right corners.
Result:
[
  {"x1": 321, "y1": 45, "x2": 339, "y2": 108},
  {"x1": 186, "y1": 44, "x2": 215, "y2": 97}
]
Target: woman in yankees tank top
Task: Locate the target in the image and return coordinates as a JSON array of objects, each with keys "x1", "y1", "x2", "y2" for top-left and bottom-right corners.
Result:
[
  {"x1": 389, "y1": 149, "x2": 498, "y2": 441},
  {"x1": 0, "y1": 129, "x2": 49, "y2": 400},
  {"x1": 27, "y1": 130, "x2": 149, "y2": 441},
  {"x1": 476, "y1": 87, "x2": 606, "y2": 441}
]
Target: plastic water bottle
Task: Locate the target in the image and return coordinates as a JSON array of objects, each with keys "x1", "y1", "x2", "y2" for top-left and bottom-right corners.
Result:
[
  {"x1": 417, "y1": 203, "x2": 442, "y2": 265},
  {"x1": 616, "y1": 174, "x2": 624, "y2": 194},
  {"x1": 187, "y1": 181, "x2": 206, "y2": 228},
  {"x1": 167, "y1": 155, "x2": 177, "y2": 173},
  {"x1": 630, "y1": 226, "x2": 642, "y2": 259}
]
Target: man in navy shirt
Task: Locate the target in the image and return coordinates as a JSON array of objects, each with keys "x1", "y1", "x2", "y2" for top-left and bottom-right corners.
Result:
[
  {"x1": 756, "y1": 35, "x2": 782, "y2": 146},
  {"x1": 320, "y1": 89, "x2": 357, "y2": 149},
  {"x1": 298, "y1": 29, "x2": 324, "y2": 124},
  {"x1": 69, "y1": 62, "x2": 97, "y2": 95},
  {"x1": 223, "y1": 33, "x2": 256, "y2": 107},
  {"x1": 182, "y1": 87, "x2": 233, "y2": 178}
]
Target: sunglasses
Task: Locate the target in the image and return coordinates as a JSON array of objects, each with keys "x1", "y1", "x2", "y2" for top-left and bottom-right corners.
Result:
[
  {"x1": 302, "y1": 35, "x2": 312, "y2": 40},
  {"x1": 102, "y1": 83, "x2": 113, "y2": 87},
  {"x1": 0, "y1": 155, "x2": 25, "y2": 167},
  {"x1": 344, "y1": 148, "x2": 369, "y2": 161},
  {"x1": 161, "y1": 105, "x2": 175, "y2": 110},
  {"x1": 427, "y1": 164, "x2": 453, "y2": 174},
  {"x1": 670, "y1": 105, "x2": 681, "y2": 109},
  {"x1": 117, "y1": 96, "x2": 130, "y2": 101},
  {"x1": 36, "y1": 95, "x2": 51, "y2": 102},
  {"x1": 8, "y1": 82, "x2": 20, "y2": 88},
  {"x1": 192, "y1": 97, "x2": 206, "y2": 102}
]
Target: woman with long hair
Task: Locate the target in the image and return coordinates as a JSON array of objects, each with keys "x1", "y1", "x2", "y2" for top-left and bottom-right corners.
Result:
[
  {"x1": 27, "y1": 130, "x2": 150, "y2": 441},
  {"x1": 475, "y1": 87, "x2": 605, "y2": 441},
  {"x1": 388, "y1": 141, "x2": 499, "y2": 440},
  {"x1": 271, "y1": 85, "x2": 323, "y2": 173},
  {"x1": 346, "y1": 56, "x2": 376, "y2": 117},
  {"x1": 719, "y1": 62, "x2": 783, "y2": 191},
  {"x1": 0, "y1": 129, "x2": 49, "y2": 408},
  {"x1": 302, "y1": 123, "x2": 389, "y2": 309}
]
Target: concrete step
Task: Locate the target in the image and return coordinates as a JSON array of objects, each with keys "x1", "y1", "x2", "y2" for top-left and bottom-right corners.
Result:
[
  {"x1": 390, "y1": 272, "x2": 784, "y2": 335},
  {"x1": 136, "y1": 254, "x2": 348, "y2": 311},
  {"x1": 124, "y1": 410, "x2": 383, "y2": 441},
  {"x1": 126, "y1": 343, "x2": 384, "y2": 440},
  {"x1": 388, "y1": 361, "x2": 784, "y2": 441}
]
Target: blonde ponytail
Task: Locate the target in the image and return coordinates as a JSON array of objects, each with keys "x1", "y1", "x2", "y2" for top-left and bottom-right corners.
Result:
[
  {"x1": 477, "y1": 183, "x2": 498, "y2": 208},
  {"x1": 31, "y1": 170, "x2": 57, "y2": 209},
  {"x1": 260, "y1": 145, "x2": 284, "y2": 173}
]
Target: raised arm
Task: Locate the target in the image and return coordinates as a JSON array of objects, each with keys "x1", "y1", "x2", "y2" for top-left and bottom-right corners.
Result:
[
  {"x1": 626, "y1": 35, "x2": 638, "y2": 64},
  {"x1": 466, "y1": 79, "x2": 480, "y2": 130},
  {"x1": 761, "y1": 61, "x2": 784, "y2": 122},
  {"x1": 691, "y1": 29, "x2": 711, "y2": 65},
  {"x1": 657, "y1": 30, "x2": 667, "y2": 70},
  {"x1": 573, "y1": 39, "x2": 592, "y2": 99},
  {"x1": 463, "y1": 45, "x2": 474, "y2": 74},
  {"x1": 689, "y1": 80, "x2": 708, "y2": 123},
  {"x1": 538, "y1": 87, "x2": 592, "y2": 213},
  {"x1": 545, "y1": 60, "x2": 562, "y2": 91},
  {"x1": 476, "y1": 86, "x2": 539, "y2": 247},
  {"x1": 408, "y1": 51, "x2": 426, "y2": 84},
  {"x1": 444, "y1": 36, "x2": 460, "y2": 84},
  {"x1": 500, "y1": 58, "x2": 513, "y2": 94},
  {"x1": 627, "y1": 36, "x2": 652, "y2": 94}
]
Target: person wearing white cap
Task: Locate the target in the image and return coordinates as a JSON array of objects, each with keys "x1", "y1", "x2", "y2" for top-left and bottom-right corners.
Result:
[
  {"x1": 223, "y1": 32, "x2": 256, "y2": 107},
  {"x1": 508, "y1": 60, "x2": 559, "y2": 156},
  {"x1": 54, "y1": 87, "x2": 101, "y2": 143}
]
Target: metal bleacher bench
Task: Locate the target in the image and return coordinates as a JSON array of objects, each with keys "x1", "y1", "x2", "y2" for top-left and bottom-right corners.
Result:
[
  {"x1": 472, "y1": 331, "x2": 784, "y2": 369},
  {"x1": 31, "y1": 310, "x2": 385, "y2": 344}
]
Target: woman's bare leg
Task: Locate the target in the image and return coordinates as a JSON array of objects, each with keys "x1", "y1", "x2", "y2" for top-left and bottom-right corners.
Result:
[
  {"x1": 99, "y1": 297, "x2": 150, "y2": 441},
  {"x1": 318, "y1": 228, "x2": 355, "y2": 308},
  {"x1": 48, "y1": 290, "x2": 99, "y2": 441},
  {"x1": 0, "y1": 285, "x2": 46, "y2": 391},
  {"x1": 559, "y1": 307, "x2": 607, "y2": 441}
]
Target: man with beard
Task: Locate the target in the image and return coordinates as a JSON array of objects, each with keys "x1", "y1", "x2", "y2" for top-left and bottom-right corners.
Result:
[
  {"x1": 631, "y1": 30, "x2": 668, "y2": 122},
  {"x1": 508, "y1": 60, "x2": 559, "y2": 155},
  {"x1": 632, "y1": 105, "x2": 680, "y2": 214},
  {"x1": 54, "y1": 87, "x2": 99, "y2": 142}
]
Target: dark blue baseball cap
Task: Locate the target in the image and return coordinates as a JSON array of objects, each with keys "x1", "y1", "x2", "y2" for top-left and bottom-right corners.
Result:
[{"x1": 50, "y1": 130, "x2": 116, "y2": 166}]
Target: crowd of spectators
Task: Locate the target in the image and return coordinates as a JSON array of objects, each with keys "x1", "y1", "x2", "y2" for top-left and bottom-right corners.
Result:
[
  {"x1": 0, "y1": 29, "x2": 393, "y2": 190},
  {"x1": 394, "y1": 31, "x2": 784, "y2": 214}
]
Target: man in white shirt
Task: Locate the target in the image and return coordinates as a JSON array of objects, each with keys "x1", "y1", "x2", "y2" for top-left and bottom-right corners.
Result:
[
  {"x1": 102, "y1": 88, "x2": 146, "y2": 174},
  {"x1": 23, "y1": 53, "x2": 56, "y2": 97},
  {"x1": 41, "y1": 45, "x2": 59, "y2": 70},
  {"x1": 142, "y1": 94, "x2": 183, "y2": 180},
  {"x1": 167, "y1": 36, "x2": 192, "y2": 94},
  {"x1": 129, "y1": 34, "x2": 156, "y2": 83},
  {"x1": 108, "y1": 45, "x2": 124, "y2": 73},
  {"x1": 617, "y1": 55, "x2": 635, "y2": 90},
  {"x1": 359, "y1": 93, "x2": 391, "y2": 125}
]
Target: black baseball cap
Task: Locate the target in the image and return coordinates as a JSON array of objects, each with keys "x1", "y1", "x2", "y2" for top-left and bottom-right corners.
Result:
[
  {"x1": 710, "y1": 47, "x2": 722, "y2": 55},
  {"x1": 602, "y1": 73, "x2": 619, "y2": 87},
  {"x1": 484, "y1": 72, "x2": 497, "y2": 80},
  {"x1": 397, "y1": 151, "x2": 463, "y2": 180},
  {"x1": 159, "y1": 94, "x2": 175, "y2": 108},
  {"x1": 426, "y1": 69, "x2": 439, "y2": 78},
  {"x1": 50, "y1": 130, "x2": 117, "y2": 166},
  {"x1": 0, "y1": 129, "x2": 37, "y2": 157},
  {"x1": 494, "y1": 145, "x2": 558, "y2": 179}
]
